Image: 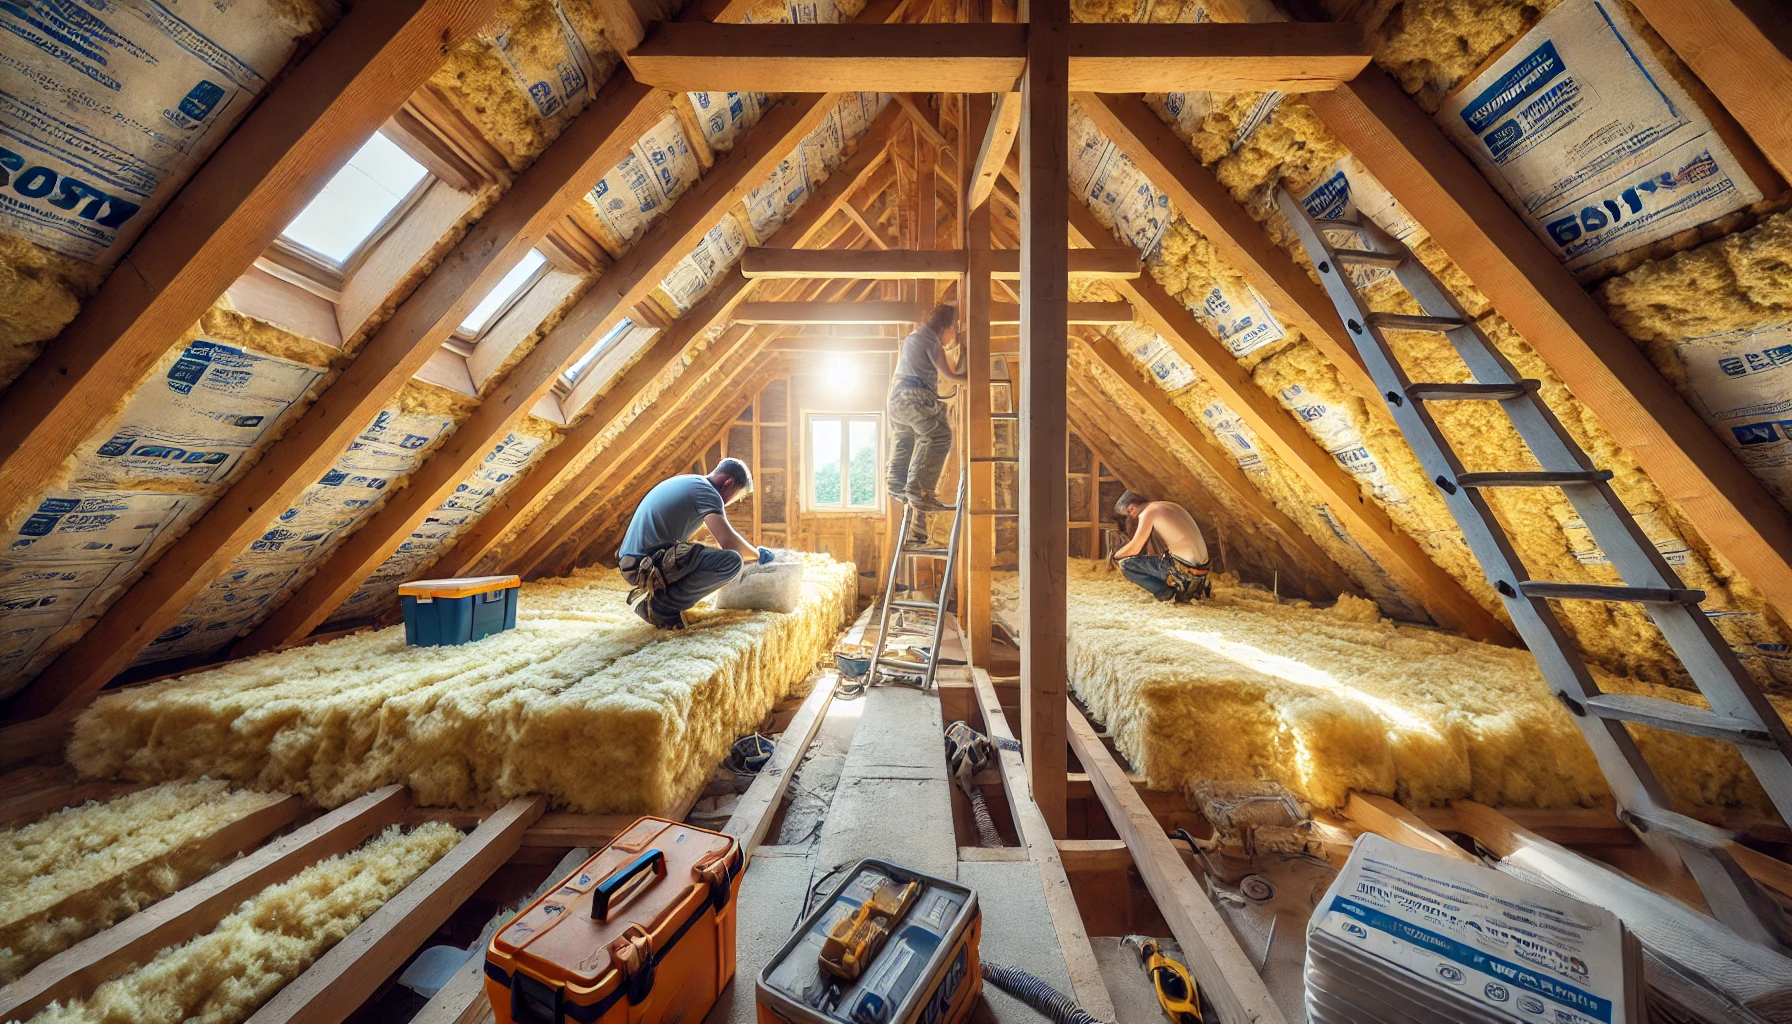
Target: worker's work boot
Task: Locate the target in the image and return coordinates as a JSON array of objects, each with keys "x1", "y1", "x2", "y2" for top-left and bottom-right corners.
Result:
[
  {"x1": 907, "y1": 489, "x2": 952, "y2": 512},
  {"x1": 634, "y1": 599, "x2": 686, "y2": 630},
  {"x1": 1154, "y1": 585, "x2": 1176, "y2": 602}
]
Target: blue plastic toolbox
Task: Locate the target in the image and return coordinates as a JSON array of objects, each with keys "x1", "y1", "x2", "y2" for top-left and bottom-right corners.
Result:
[{"x1": 399, "y1": 576, "x2": 519, "y2": 647}]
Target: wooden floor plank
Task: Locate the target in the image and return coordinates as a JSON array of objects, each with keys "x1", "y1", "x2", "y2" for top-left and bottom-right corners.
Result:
[
  {"x1": 0, "y1": 787, "x2": 407, "y2": 1021},
  {"x1": 725, "y1": 670, "x2": 837, "y2": 860}
]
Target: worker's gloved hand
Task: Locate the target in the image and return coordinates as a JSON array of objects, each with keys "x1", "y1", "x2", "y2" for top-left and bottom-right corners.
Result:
[{"x1": 757, "y1": 546, "x2": 775, "y2": 564}]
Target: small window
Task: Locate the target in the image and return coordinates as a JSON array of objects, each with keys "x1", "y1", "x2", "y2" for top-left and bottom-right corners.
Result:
[
  {"x1": 807, "y1": 413, "x2": 882, "y2": 511},
  {"x1": 281, "y1": 133, "x2": 429, "y2": 263},
  {"x1": 459, "y1": 249, "x2": 548, "y2": 337},
  {"x1": 564, "y1": 318, "x2": 635, "y2": 384}
]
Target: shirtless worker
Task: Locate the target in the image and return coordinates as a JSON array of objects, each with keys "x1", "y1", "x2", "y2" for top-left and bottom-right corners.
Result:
[
  {"x1": 618, "y1": 458, "x2": 773, "y2": 629},
  {"x1": 1110, "y1": 491, "x2": 1212, "y2": 603}
]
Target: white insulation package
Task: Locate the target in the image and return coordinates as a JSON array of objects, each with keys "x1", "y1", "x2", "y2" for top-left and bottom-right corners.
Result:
[
  {"x1": 713, "y1": 551, "x2": 805, "y2": 613},
  {"x1": 1437, "y1": 0, "x2": 1761, "y2": 272},
  {"x1": 1307, "y1": 835, "x2": 1640, "y2": 1024}
]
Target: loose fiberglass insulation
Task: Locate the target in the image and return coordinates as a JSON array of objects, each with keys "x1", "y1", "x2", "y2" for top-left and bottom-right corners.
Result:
[
  {"x1": 18, "y1": 822, "x2": 461, "y2": 1024},
  {"x1": 0, "y1": 782, "x2": 288, "y2": 984},
  {"x1": 1063, "y1": 562, "x2": 1788, "y2": 818},
  {"x1": 71, "y1": 555, "x2": 858, "y2": 814}
]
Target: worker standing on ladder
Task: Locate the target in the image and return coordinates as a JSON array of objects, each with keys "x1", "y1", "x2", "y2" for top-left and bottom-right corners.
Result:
[
  {"x1": 1111, "y1": 491, "x2": 1211, "y2": 603},
  {"x1": 618, "y1": 458, "x2": 772, "y2": 630},
  {"x1": 885, "y1": 304, "x2": 964, "y2": 547}
]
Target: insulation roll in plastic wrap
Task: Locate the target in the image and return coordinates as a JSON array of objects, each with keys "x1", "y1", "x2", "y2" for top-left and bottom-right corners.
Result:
[{"x1": 713, "y1": 551, "x2": 805, "y2": 612}]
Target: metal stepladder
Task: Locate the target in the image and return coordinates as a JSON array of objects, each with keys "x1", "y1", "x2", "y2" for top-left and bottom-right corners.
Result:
[
  {"x1": 866, "y1": 467, "x2": 968, "y2": 691},
  {"x1": 1278, "y1": 190, "x2": 1792, "y2": 946}
]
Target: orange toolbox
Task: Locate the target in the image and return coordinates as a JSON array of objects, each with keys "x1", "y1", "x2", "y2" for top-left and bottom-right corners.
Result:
[{"x1": 485, "y1": 816, "x2": 744, "y2": 1024}]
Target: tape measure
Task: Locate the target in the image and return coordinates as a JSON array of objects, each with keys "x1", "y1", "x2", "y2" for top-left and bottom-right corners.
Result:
[{"x1": 1123, "y1": 936, "x2": 1202, "y2": 1023}]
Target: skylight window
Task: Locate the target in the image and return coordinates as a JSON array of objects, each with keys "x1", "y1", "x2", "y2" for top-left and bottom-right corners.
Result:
[
  {"x1": 281, "y1": 133, "x2": 428, "y2": 263},
  {"x1": 563, "y1": 318, "x2": 635, "y2": 383},
  {"x1": 459, "y1": 249, "x2": 548, "y2": 336}
]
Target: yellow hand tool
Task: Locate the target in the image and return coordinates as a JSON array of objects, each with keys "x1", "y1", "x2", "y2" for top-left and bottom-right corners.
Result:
[
  {"x1": 818, "y1": 876, "x2": 920, "y2": 980},
  {"x1": 1122, "y1": 935, "x2": 1202, "y2": 1023}
]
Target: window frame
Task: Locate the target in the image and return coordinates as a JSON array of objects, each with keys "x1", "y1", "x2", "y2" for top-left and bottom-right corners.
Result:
[{"x1": 803, "y1": 410, "x2": 884, "y2": 514}]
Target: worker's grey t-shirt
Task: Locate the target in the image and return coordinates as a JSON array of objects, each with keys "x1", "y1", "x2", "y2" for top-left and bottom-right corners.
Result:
[
  {"x1": 620, "y1": 475, "x2": 724, "y2": 558},
  {"x1": 893, "y1": 324, "x2": 940, "y2": 391}
]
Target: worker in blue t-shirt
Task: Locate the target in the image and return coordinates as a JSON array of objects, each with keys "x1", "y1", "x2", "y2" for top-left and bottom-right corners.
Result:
[{"x1": 618, "y1": 458, "x2": 773, "y2": 629}]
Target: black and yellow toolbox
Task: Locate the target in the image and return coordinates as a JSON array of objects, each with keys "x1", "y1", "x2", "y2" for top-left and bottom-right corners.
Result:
[
  {"x1": 756, "y1": 858, "x2": 981, "y2": 1024},
  {"x1": 484, "y1": 816, "x2": 743, "y2": 1024}
]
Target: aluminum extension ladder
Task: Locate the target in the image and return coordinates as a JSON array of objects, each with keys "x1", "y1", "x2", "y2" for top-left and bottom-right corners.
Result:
[
  {"x1": 1278, "y1": 189, "x2": 1792, "y2": 946},
  {"x1": 866, "y1": 467, "x2": 968, "y2": 691}
]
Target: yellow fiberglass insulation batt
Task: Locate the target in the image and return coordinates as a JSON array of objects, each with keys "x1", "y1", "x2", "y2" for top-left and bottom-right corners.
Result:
[
  {"x1": 1064, "y1": 562, "x2": 1786, "y2": 818},
  {"x1": 0, "y1": 781, "x2": 288, "y2": 984},
  {"x1": 20, "y1": 822, "x2": 461, "y2": 1024},
  {"x1": 69, "y1": 555, "x2": 858, "y2": 814}
]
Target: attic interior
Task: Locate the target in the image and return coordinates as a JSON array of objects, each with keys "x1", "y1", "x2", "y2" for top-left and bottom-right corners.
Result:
[{"x1": 3, "y1": 0, "x2": 1792, "y2": 1021}]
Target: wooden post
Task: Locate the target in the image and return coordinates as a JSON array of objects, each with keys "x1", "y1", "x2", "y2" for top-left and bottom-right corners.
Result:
[
  {"x1": 964, "y1": 94, "x2": 994, "y2": 667},
  {"x1": 1020, "y1": 0, "x2": 1070, "y2": 837}
]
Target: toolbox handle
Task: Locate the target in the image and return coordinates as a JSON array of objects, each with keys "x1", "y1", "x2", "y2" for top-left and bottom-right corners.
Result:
[{"x1": 592, "y1": 849, "x2": 665, "y2": 922}]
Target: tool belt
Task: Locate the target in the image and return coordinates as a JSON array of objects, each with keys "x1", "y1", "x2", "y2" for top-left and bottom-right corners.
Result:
[
  {"x1": 618, "y1": 542, "x2": 702, "y2": 607},
  {"x1": 1167, "y1": 555, "x2": 1212, "y2": 601}
]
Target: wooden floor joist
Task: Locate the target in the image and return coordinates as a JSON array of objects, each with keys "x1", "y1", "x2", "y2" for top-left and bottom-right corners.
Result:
[
  {"x1": 230, "y1": 94, "x2": 872, "y2": 653},
  {"x1": 244, "y1": 796, "x2": 544, "y2": 1024},
  {"x1": 1066, "y1": 702, "x2": 1288, "y2": 1024},
  {"x1": 0, "y1": 0, "x2": 500, "y2": 526},
  {"x1": 0, "y1": 786, "x2": 408, "y2": 1022},
  {"x1": 1306, "y1": 70, "x2": 1792, "y2": 631},
  {"x1": 13, "y1": 71, "x2": 669, "y2": 717},
  {"x1": 725, "y1": 670, "x2": 838, "y2": 860},
  {"x1": 625, "y1": 22, "x2": 1370, "y2": 93},
  {"x1": 1069, "y1": 201, "x2": 1516, "y2": 644}
]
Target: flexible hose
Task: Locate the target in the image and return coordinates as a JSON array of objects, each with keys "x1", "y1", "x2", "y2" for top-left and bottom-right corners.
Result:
[
  {"x1": 967, "y1": 786, "x2": 1002, "y2": 847},
  {"x1": 983, "y1": 962, "x2": 1111, "y2": 1024}
]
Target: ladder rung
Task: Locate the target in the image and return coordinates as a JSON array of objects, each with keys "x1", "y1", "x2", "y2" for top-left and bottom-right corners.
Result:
[
  {"x1": 990, "y1": 412, "x2": 1019, "y2": 420},
  {"x1": 1330, "y1": 247, "x2": 1405, "y2": 269},
  {"x1": 891, "y1": 600, "x2": 939, "y2": 611},
  {"x1": 1366, "y1": 312, "x2": 1468, "y2": 333},
  {"x1": 1455, "y1": 470, "x2": 1613, "y2": 488},
  {"x1": 1619, "y1": 804, "x2": 1738, "y2": 849},
  {"x1": 1407, "y1": 380, "x2": 1541, "y2": 401},
  {"x1": 1517, "y1": 581, "x2": 1705, "y2": 605},
  {"x1": 970, "y1": 457, "x2": 1019, "y2": 464},
  {"x1": 902, "y1": 547, "x2": 952, "y2": 558},
  {"x1": 876, "y1": 658, "x2": 926, "y2": 671},
  {"x1": 1583, "y1": 693, "x2": 1774, "y2": 749},
  {"x1": 1312, "y1": 218, "x2": 1362, "y2": 232},
  {"x1": 968, "y1": 509, "x2": 1019, "y2": 516}
]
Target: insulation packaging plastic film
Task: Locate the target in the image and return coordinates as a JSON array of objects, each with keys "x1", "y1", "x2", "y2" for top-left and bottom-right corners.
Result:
[
  {"x1": 1671, "y1": 322, "x2": 1792, "y2": 507},
  {"x1": 1275, "y1": 383, "x2": 1406, "y2": 505},
  {"x1": 1114, "y1": 322, "x2": 1199, "y2": 392},
  {"x1": 1307, "y1": 835, "x2": 1640, "y2": 1024},
  {"x1": 1436, "y1": 0, "x2": 1762, "y2": 272},
  {"x1": 713, "y1": 550, "x2": 806, "y2": 612},
  {"x1": 1155, "y1": 1, "x2": 1285, "y2": 158},
  {"x1": 73, "y1": 341, "x2": 324, "y2": 489},
  {"x1": 660, "y1": 213, "x2": 752, "y2": 312},
  {"x1": 1069, "y1": 103, "x2": 1175, "y2": 261},
  {"x1": 0, "y1": 0, "x2": 309, "y2": 268},
  {"x1": 136, "y1": 400, "x2": 459, "y2": 666},
  {"x1": 330, "y1": 429, "x2": 555, "y2": 625},
  {"x1": 0, "y1": 491, "x2": 203, "y2": 693},
  {"x1": 480, "y1": 0, "x2": 599, "y2": 124},
  {"x1": 588, "y1": 112, "x2": 702, "y2": 251}
]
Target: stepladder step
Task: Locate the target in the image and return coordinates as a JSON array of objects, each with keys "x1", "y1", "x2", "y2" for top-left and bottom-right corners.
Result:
[
  {"x1": 1515, "y1": 581, "x2": 1705, "y2": 605},
  {"x1": 1366, "y1": 312, "x2": 1468, "y2": 332},
  {"x1": 1407, "y1": 380, "x2": 1541, "y2": 401},
  {"x1": 1582, "y1": 693, "x2": 1774, "y2": 748},
  {"x1": 1454, "y1": 470, "x2": 1613, "y2": 488}
]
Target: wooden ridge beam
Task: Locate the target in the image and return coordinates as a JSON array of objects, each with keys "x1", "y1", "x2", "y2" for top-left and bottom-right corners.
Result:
[
  {"x1": 1627, "y1": 0, "x2": 1792, "y2": 184},
  {"x1": 991, "y1": 300, "x2": 1132, "y2": 324},
  {"x1": 739, "y1": 246, "x2": 1138, "y2": 280},
  {"x1": 13, "y1": 71, "x2": 670, "y2": 717},
  {"x1": 0, "y1": 0, "x2": 500, "y2": 528},
  {"x1": 230, "y1": 93, "x2": 855, "y2": 654},
  {"x1": 1067, "y1": 702, "x2": 1287, "y2": 1024},
  {"x1": 733, "y1": 299, "x2": 928, "y2": 324},
  {"x1": 244, "y1": 796, "x2": 544, "y2": 1024},
  {"x1": 425, "y1": 107, "x2": 902, "y2": 580},
  {"x1": 625, "y1": 22, "x2": 1371, "y2": 93},
  {"x1": 1077, "y1": 332, "x2": 1356, "y2": 599},
  {"x1": 0, "y1": 787, "x2": 408, "y2": 1022},
  {"x1": 1067, "y1": 202, "x2": 1513, "y2": 643},
  {"x1": 1306, "y1": 70, "x2": 1792, "y2": 631},
  {"x1": 1076, "y1": 92, "x2": 1376, "y2": 400}
]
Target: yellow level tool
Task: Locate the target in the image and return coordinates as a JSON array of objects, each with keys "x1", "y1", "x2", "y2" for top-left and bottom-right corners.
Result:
[{"x1": 1123, "y1": 936, "x2": 1202, "y2": 1023}]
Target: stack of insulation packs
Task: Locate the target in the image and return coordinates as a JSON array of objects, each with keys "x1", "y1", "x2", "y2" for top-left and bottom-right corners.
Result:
[{"x1": 1306, "y1": 835, "x2": 1642, "y2": 1024}]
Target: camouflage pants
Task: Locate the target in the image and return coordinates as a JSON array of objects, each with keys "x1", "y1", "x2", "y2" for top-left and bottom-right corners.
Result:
[{"x1": 886, "y1": 386, "x2": 953, "y2": 495}]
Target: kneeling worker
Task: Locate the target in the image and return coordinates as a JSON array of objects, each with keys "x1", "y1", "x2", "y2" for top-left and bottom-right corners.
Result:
[
  {"x1": 618, "y1": 458, "x2": 772, "y2": 629},
  {"x1": 1111, "y1": 491, "x2": 1212, "y2": 603},
  {"x1": 886, "y1": 304, "x2": 966, "y2": 529}
]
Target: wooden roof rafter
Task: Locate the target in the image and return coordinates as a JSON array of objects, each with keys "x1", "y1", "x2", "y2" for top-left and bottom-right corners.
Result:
[{"x1": 0, "y1": 0, "x2": 500, "y2": 534}]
